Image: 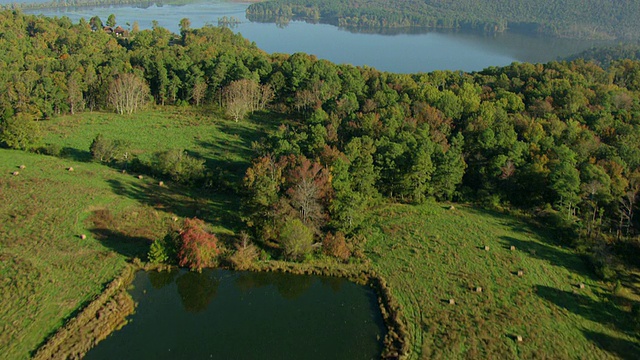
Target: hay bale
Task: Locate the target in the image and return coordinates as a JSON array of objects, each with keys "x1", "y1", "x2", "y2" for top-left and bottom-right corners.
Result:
[
  {"x1": 475, "y1": 287, "x2": 483, "y2": 293},
  {"x1": 172, "y1": 216, "x2": 179, "y2": 222},
  {"x1": 80, "y1": 234, "x2": 87, "y2": 240},
  {"x1": 448, "y1": 298, "x2": 455, "y2": 305},
  {"x1": 12, "y1": 171, "x2": 19, "y2": 176},
  {"x1": 68, "y1": 167, "x2": 74, "y2": 172},
  {"x1": 449, "y1": 205, "x2": 455, "y2": 210},
  {"x1": 516, "y1": 335, "x2": 523, "y2": 342},
  {"x1": 484, "y1": 245, "x2": 490, "y2": 251},
  {"x1": 579, "y1": 283, "x2": 585, "y2": 289},
  {"x1": 510, "y1": 245, "x2": 516, "y2": 251},
  {"x1": 517, "y1": 270, "x2": 524, "y2": 277},
  {"x1": 137, "y1": 175, "x2": 143, "y2": 179},
  {"x1": 19, "y1": 165, "x2": 26, "y2": 169},
  {"x1": 158, "y1": 181, "x2": 164, "y2": 187}
]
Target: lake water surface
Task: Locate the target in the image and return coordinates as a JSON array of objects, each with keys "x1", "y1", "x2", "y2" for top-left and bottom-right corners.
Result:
[
  {"x1": 84, "y1": 269, "x2": 385, "y2": 359},
  {"x1": 27, "y1": 1, "x2": 615, "y2": 73}
]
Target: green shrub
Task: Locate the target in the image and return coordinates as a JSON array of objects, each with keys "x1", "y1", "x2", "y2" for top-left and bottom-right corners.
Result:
[
  {"x1": 280, "y1": 218, "x2": 314, "y2": 261},
  {"x1": 40, "y1": 143, "x2": 62, "y2": 157},
  {"x1": 148, "y1": 231, "x2": 179, "y2": 264},
  {"x1": 0, "y1": 114, "x2": 41, "y2": 150},
  {"x1": 153, "y1": 149, "x2": 205, "y2": 184},
  {"x1": 586, "y1": 253, "x2": 617, "y2": 280},
  {"x1": 90, "y1": 134, "x2": 129, "y2": 163}
]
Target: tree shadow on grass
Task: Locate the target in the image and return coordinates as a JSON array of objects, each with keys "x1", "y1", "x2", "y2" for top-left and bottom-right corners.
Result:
[
  {"x1": 61, "y1": 147, "x2": 92, "y2": 162},
  {"x1": 90, "y1": 227, "x2": 151, "y2": 259},
  {"x1": 500, "y1": 235, "x2": 596, "y2": 280},
  {"x1": 582, "y1": 330, "x2": 640, "y2": 360},
  {"x1": 617, "y1": 270, "x2": 640, "y2": 298},
  {"x1": 536, "y1": 285, "x2": 635, "y2": 334},
  {"x1": 460, "y1": 206, "x2": 596, "y2": 280},
  {"x1": 106, "y1": 178, "x2": 242, "y2": 232}
]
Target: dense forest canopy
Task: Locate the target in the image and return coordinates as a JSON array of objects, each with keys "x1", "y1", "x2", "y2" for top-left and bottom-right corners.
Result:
[
  {"x1": 1, "y1": 9, "x2": 640, "y2": 271},
  {"x1": 246, "y1": 0, "x2": 640, "y2": 40}
]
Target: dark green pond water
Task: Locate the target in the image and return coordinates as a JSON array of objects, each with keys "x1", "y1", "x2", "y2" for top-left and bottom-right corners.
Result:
[{"x1": 84, "y1": 269, "x2": 385, "y2": 359}]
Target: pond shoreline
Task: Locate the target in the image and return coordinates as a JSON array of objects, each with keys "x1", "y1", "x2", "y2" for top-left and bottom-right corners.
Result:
[
  {"x1": 32, "y1": 265, "x2": 137, "y2": 360},
  {"x1": 33, "y1": 260, "x2": 409, "y2": 359}
]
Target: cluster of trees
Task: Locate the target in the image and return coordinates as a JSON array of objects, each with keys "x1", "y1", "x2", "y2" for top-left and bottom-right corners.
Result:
[
  {"x1": 2, "y1": 11, "x2": 640, "y2": 267},
  {"x1": 238, "y1": 53, "x2": 640, "y2": 265},
  {"x1": 149, "y1": 217, "x2": 221, "y2": 272},
  {"x1": 246, "y1": 0, "x2": 640, "y2": 40},
  {"x1": 0, "y1": 10, "x2": 270, "y2": 149}
]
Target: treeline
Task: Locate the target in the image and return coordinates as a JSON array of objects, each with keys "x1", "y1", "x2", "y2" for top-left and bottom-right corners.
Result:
[
  {"x1": 246, "y1": 0, "x2": 640, "y2": 40},
  {"x1": 0, "y1": 11, "x2": 266, "y2": 121},
  {"x1": 1, "y1": 0, "x2": 170, "y2": 11},
  {"x1": 1, "y1": 11, "x2": 640, "y2": 270},
  {"x1": 567, "y1": 44, "x2": 640, "y2": 69}
]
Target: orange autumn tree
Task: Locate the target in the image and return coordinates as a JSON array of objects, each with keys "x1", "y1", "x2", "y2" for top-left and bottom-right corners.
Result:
[{"x1": 178, "y1": 218, "x2": 220, "y2": 271}]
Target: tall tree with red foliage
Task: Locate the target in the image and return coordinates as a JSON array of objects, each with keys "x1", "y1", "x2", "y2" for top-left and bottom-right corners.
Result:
[{"x1": 178, "y1": 218, "x2": 220, "y2": 271}]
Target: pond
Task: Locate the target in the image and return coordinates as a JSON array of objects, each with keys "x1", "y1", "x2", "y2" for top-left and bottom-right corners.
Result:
[
  {"x1": 27, "y1": 1, "x2": 616, "y2": 73},
  {"x1": 84, "y1": 269, "x2": 386, "y2": 359}
]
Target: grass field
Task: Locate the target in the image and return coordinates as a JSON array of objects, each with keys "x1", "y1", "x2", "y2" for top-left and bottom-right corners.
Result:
[
  {"x1": 3, "y1": 106, "x2": 639, "y2": 359},
  {"x1": 362, "y1": 203, "x2": 640, "y2": 359},
  {"x1": 0, "y1": 107, "x2": 266, "y2": 359}
]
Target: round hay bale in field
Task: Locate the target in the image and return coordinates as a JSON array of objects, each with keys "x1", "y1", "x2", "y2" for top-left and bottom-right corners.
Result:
[
  {"x1": 517, "y1": 270, "x2": 524, "y2": 277},
  {"x1": 516, "y1": 335, "x2": 523, "y2": 342},
  {"x1": 484, "y1": 245, "x2": 490, "y2": 251},
  {"x1": 475, "y1": 287, "x2": 483, "y2": 293},
  {"x1": 137, "y1": 175, "x2": 143, "y2": 180},
  {"x1": 510, "y1": 245, "x2": 516, "y2": 251},
  {"x1": 449, "y1": 205, "x2": 455, "y2": 210},
  {"x1": 19, "y1": 164, "x2": 26, "y2": 169},
  {"x1": 579, "y1": 283, "x2": 585, "y2": 289},
  {"x1": 12, "y1": 171, "x2": 19, "y2": 176},
  {"x1": 80, "y1": 234, "x2": 87, "y2": 240},
  {"x1": 448, "y1": 298, "x2": 455, "y2": 305},
  {"x1": 68, "y1": 167, "x2": 74, "y2": 172},
  {"x1": 158, "y1": 181, "x2": 164, "y2": 187}
]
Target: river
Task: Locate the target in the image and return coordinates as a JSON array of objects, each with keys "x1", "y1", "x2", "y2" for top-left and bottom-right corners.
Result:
[{"x1": 26, "y1": 1, "x2": 615, "y2": 73}]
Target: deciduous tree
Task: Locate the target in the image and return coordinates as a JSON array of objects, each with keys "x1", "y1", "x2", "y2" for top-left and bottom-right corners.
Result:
[
  {"x1": 177, "y1": 218, "x2": 220, "y2": 272},
  {"x1": 108, "y1": 73, "x2": 150, "y2": 115},
  {"x1": 222, "y1": 79, "x2": 273, "y2": 121}
]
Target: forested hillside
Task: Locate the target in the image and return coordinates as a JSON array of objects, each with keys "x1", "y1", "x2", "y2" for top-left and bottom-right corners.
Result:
[
  {"x1": 1, "y1": 10, "x2": 640, "y2": 358},
  {"x1": 566, "y1": 44, "x2": 640, "y2": 69},
  {"x1": 2, "y1": 10, "x2": 640, "y2": 261},
  {"x1": 247, "y1": 0, "x2": 640, "y2": 40}
]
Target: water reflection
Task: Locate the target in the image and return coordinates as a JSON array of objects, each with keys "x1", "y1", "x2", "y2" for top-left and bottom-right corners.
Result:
[
  {"x1": 85, "y1": 269, "x2": 385, "y2": 359},
  {"x1": 175, "y1": 271, "x2": 219, "y2": 312},
  {"x1": 147, "y1": 268, "x2": 178, "y2": 289},
  {"x1": 234, "y1": 270, "x2": 314, "y2": 300}
]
